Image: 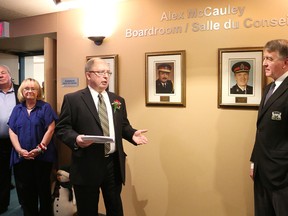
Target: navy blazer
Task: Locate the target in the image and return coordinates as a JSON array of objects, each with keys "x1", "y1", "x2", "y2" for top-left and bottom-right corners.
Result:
[
  {"x1": 55, "y1": 87, "x2": 136, "y2": 186},
  {"x1": 251, "y1": 77, "x2": 288, "y2": 189}
]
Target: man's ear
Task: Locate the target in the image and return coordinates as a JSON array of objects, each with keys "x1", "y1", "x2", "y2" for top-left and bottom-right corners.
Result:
[
  {"x1": 86, "y1": 72, "x2": 92, "y2": 81},
  {"x1": 281, "y1": 57, "x2": 288, "y2": 70},
  {"x1": 284, "y1": 57, "x2": 288, "y2": 67}
]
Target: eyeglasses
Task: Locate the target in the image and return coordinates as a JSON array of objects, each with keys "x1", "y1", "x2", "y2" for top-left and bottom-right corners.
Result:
[
  {"x1": 89, "y1": 71, "x2": 112, "y2": 77},
  {"x1": 23, "y1": 87, "x2": 38, "y2": 92}
]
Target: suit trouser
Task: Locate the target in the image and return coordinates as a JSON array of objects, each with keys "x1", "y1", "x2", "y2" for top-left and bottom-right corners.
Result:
[
  {"x1": 74, "y1": 153, "x2": 123, "y2": 216},
  {"x1": 254, "y1": 176, "x2": 288, "y2": 216},
  {"x1": 0, "y1": 138, "x2": 12, "y2": 211}
]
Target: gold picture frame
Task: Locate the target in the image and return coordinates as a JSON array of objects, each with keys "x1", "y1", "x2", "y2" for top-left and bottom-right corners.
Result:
[
  {"x1": 218, "y1": 47, "x2": 264, "y2": 109},
  {"x1": 145, "y1": 50, "x2": 186, "y2": 107}
]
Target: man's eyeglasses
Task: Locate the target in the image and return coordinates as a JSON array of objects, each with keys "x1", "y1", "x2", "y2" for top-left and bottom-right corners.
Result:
[{"x1": 89, "y1": 71, "x2": 112, "y2": 77}]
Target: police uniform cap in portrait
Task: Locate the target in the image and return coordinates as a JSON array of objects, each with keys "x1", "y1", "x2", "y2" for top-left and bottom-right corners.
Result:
[
  {"x1": 232, "y1": 61, "x2": 251, "y2": 74},
  {"x1": 158, "y1": 63, "x2": 172, "y2": 73}
]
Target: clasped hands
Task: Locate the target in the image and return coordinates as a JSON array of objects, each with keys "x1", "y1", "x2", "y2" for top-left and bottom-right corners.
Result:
[{"x1": 18, "y1": 148, "x2": 42, "y2": 160}]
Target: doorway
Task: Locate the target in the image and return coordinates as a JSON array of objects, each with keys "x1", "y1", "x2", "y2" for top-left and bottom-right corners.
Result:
[{"x1": 0, "y1": 33, "x2": 57, "y2": 110}]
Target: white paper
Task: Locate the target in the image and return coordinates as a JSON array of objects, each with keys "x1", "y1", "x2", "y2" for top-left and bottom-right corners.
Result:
[{"x1": 82, "y1": 135, "x2": 114, "y2": 143}]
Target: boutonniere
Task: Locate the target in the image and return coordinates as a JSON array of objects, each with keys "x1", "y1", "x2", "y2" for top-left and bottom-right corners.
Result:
[{"x1": 112, "y1": 100, "x2": 121, "y2": 113}]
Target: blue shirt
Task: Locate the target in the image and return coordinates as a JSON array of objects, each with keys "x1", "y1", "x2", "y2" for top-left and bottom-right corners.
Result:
[
  {"x1": 0, "y1": 85, "x2": 16, "y2": 138},
  {"x1": 8, "y1": 100, "x2": 58, "y2": 165}
]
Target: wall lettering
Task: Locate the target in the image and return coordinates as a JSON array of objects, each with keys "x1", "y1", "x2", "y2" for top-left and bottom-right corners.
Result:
[{"x1": 125, "y1": 4, "x2": 288, "y2": 38}]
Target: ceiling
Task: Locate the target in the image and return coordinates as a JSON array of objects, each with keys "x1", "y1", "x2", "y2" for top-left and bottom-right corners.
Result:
[
  {"x1": 0, "y1": 0, "x2": 75, "y2": 55},
  {"x1": 0, "y1": 0, "x2": 71, "y2": 21}
]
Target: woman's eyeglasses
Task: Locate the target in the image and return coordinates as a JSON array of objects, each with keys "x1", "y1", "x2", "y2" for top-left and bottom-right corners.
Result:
[{"x1": 23, "y1": 87, "x2": 38, "y2": 92}]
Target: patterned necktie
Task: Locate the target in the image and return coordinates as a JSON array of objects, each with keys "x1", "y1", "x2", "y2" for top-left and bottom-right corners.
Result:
[
  {"x1": 264, "y1": 82, "x2": 276, "y2": 106},
  {"x1": 98, "y1": 94, "x2": 110, "y2": 155}
]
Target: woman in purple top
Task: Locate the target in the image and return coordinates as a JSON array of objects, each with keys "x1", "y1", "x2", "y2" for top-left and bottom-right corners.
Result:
[{"x1": 8, "y1": 78, "x2": 58, "y2": 216}]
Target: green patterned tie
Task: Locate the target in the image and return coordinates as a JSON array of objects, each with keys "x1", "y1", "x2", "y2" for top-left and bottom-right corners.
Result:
[{"x1": 98, "y1": 94, "x2": 110, "y2": 155}]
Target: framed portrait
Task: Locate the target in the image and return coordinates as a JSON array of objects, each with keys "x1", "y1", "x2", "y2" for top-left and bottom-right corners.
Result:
[
  {"x1": 145, "y1": 50, "x2": 186, "y2": 107},
  {"x1": 86, "y1": 54, "x2": 119, "y2": 94},
  {"x1": 218, "y1": 47, "x2": 264, "y2": 109}
]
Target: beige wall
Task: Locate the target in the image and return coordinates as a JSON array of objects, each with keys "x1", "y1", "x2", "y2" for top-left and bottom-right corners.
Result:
[{"x1": 9, "y1": 0, "x2": 288, "y2": 215}]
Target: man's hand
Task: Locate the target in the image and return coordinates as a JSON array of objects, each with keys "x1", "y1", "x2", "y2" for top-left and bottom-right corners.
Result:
[
  {"x1": 249, "y1": 163, "x2": 254, "y2": 180},
  {"x1": 132, "y1": 129, "x2": 148, "y2": 145},
  {"x1": 76, "y1": 135, "x2": 95, "y2": 148}
]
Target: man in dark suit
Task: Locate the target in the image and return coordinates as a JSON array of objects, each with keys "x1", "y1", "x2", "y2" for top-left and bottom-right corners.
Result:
[
  {"x1": 250, "y1": 39, "x2": 288, "y2": 216},
  {"x1": 230, "y1": 61, "x2": 253, "y2": 94},
  {"x1": 0, "y1": 65, "x2": 19, "y2": 214},
  {"x1": 156, "y1": 63, "x2": 174, "y2": 94},
  {"x1": 55, "y1": 58, "x2": 148, "y2": 216}
]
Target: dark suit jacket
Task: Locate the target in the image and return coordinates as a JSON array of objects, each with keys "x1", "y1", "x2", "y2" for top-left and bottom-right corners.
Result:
[
  {"x1": 230, "y1": 84, "x2": 253, "y2": 94},
  {"x1": 250, "y1": 77, "x2": 288, "y2": 189},
  {"x1": 156, "y1": 79, "x2": 174, "y2": 94},
  {"x1": 13, "y1": 83, "x2": 19, "y2": 104},
  {"x1": 55, "y1": 87, "x2": 137, "y2": 186}
]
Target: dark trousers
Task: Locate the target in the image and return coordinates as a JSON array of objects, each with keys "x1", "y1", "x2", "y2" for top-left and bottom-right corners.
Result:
[
  {"x1": 14, "y1": 160, "x2": 53, "y2": 216},
  {"x1": 74, "y1": 154, "x2": 123, "y2": 216},
  {"x1": 0, "y1": 139, "x2": 12, "y2": 211},
  {"x1": 254, "y1": 177, "x2": 288, "y2": 216}
]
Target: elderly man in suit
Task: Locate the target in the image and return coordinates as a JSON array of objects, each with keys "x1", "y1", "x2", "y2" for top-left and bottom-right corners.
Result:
[
  {"x1": 0, "y1": 65, "x2": 19, "y2": 214},
  {"x1": 250, "y1": 39, "x2": 288, "y2": 216},
  {"x1": 55, "y1": 57, "x2": 148, "y2": 216}
]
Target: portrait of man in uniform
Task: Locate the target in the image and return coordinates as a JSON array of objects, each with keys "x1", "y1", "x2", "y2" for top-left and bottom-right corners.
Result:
[
  {"x1": 155, "y1": 63, "x2": 174, "y2": 94},
  {"x1": 230, "y1": 61, "x2": 254, "y2": 94}
]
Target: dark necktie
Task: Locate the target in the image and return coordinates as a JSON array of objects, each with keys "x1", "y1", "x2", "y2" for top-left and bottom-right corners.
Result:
[
  {"x1": 98, "y1": 94, "x2": 110, "y2": 155},
  {"x1": 264, "y1": 82, "x2": 276, "y2": 106}
]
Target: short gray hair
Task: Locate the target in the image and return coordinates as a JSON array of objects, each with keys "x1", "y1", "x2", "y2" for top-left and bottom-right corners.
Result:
[
  {"x1": 264, "y1": 39, "x2": 288, "y2": 59},
  {"x1": 85, "y1": 57, "x2": 107, "y2": 72}
]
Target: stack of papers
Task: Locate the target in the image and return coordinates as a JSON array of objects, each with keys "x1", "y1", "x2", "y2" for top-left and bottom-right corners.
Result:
[{"x1": 82, "y1": 135, "x2": 114, "y2": 143}]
